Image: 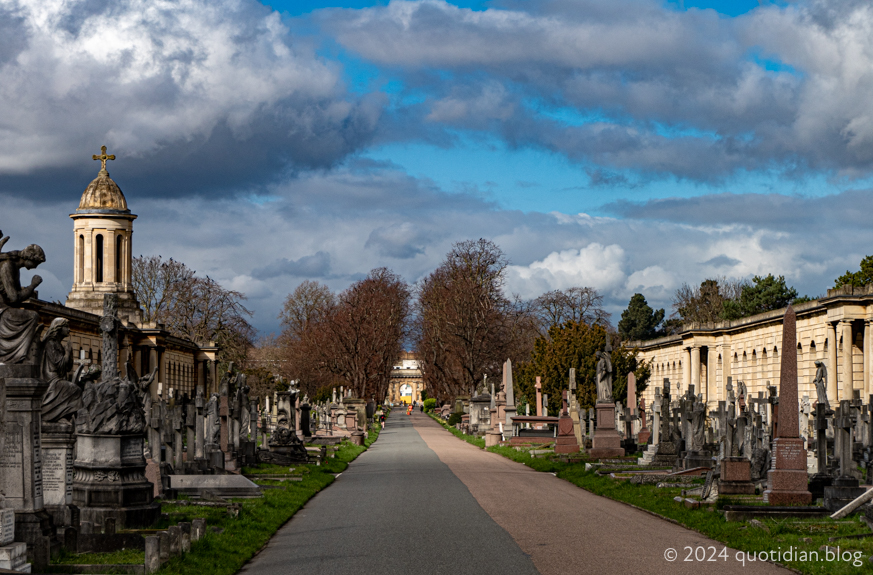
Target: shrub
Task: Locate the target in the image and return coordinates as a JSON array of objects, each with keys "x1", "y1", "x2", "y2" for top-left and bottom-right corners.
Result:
[
  {"x1": 423, "y1": 398, "x2": 437, "y2": 412},
  {"x1": 447, "y1": 412, "x2": 464, "y2": 426}
]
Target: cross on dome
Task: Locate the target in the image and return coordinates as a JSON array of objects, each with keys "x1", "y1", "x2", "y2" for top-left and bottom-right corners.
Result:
[{"x1": 92, "y1": 145, "x2": 116, "y2": 171}]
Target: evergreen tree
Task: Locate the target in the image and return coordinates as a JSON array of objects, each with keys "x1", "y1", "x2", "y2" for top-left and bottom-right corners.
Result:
[
  {"x1": 834, "y1": 255, "x2": 873, "y2": 288},
  {"x1": 721, "y1": 274, "x2": 799, "y2": 320},
  {"x1": 516, "y1": 321, "x2": 649, "y2": 414},
  {"x1": 618, "y1": 294, "x2": 664, "y2": 341}
]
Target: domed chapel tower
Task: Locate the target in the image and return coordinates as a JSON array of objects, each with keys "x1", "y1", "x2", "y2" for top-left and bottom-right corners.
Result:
[{"x1": 65, "y1": 146, "x2": 143, "y2": 324}]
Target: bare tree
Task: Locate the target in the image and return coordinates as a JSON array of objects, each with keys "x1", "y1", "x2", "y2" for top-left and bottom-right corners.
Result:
[
  {"x1": 415, "y1": 239, "x2": 536, "y2": 401},
  {"x1": 132, "y1": 255, "x2": 256, "y2": 366},
  {"x1": 279, "y1": 280, "x2": 335, "y2": 340},
  {"x1": 531, "y1": 287, "x2": 610, "y2": 334},
  {"x1": 672, "y1": 276, "x2": 746, "y2": 324},
  {"x1": 313, "y1": 268, "x2": 411, "y2": 400}
]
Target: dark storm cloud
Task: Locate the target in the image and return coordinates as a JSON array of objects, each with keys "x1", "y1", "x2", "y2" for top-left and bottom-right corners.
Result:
[
  {"x1": 602, "y1": 189, "x2": 873, "y2": 233},
  {"x1": 252, "y1": 251, "x2": 332, "y2": 279},
  {"x1": 0, "y1": 0, "x2": 383, "y2": 201}
]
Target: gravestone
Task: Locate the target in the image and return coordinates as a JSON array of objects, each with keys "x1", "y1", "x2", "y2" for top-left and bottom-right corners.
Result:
[
  {"x1": 503, "y1": 360, "x2": 517, "y2": 438},
  {"x1": 554, "y1": 391, "x2": 579, "y2": 454}
]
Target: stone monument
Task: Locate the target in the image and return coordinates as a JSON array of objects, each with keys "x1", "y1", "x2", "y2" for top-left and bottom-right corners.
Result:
[
  {"x1": 763, "y1": 306, "x2": 812, "y2": 505},
  {"x1": 71, "y1": 294, "x2": 160, "y2": 528},
  {"x1": 589, "y1": 338, "x2": 624, "y2": 458},
  {"x1": 0, "y1": 234, "x2": 56, "y2": 548}
]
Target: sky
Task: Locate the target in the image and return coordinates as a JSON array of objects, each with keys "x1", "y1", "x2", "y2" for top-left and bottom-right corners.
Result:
[{"x1": 2, "y1": 0, "x2": 873, "y2": 336}]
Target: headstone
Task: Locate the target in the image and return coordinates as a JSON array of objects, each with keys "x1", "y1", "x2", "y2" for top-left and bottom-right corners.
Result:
[
  {"x1": 503, "y1": 359, "x2": 516, "y2": 438},
  {"x1": 554, "y1": 391, "x2": 579, "y2": 454},
  {"x1": 763, "y1": 306, "x2": 812, "y2": 505}
]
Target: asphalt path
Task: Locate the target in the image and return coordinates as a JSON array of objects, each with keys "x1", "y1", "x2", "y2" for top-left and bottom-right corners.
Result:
[
  {"x1": 242, "y1": 411, "x2": 791, "y2": 575},
  {"x1": 240, "y1": 411, "x2": 538, "y2": 575},
  {"x1": 412, "y1": 413, "x2": 790, "y2": 575}
]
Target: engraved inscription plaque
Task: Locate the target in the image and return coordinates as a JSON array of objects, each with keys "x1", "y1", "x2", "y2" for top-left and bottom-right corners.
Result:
[{"x1": 0, "y1": 423, "x2": 23, "y2": 499}]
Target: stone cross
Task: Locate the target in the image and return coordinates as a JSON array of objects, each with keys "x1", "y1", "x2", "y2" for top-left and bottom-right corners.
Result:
[
  {"x1": 173, "y1": 406, "x2": 183, "y2": 468},
  {"x1": 627, "y1": 372, "x2": 636, "y2": 416},
  {"x1": 569, "y1": 368, "x2": 576, "y2": 391},
  {"x1": 652, "y1": 388, "x2": 662, "y2": 445},
  {"x1": 768, "y1": 384, "x2": 779, "y2": 438},
  {"x1": 535, "y1": 377, "x2": 542, "y2": 417},
  {"x1": 834, "y1": 400, "x2": 855, "y2": 478},
  {"x1": 715, "y1": 400, "x2": 728, "y2": 460},
  {"x1": 100, "y1": 294, "x2": 120, "y2": 380},
  {"x1": 194, "y1": 386, "x2": 205, "y2": 459},
  {"x1": 813, "y1": 401, "x2": 830, "y2": 474},
  {"x1": 92, "y1": 145, "x2": 116, "y2": 171}
]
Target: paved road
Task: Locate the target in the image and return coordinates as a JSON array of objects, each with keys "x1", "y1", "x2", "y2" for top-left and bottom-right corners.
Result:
[
  {"x1": 242, "y1": 411, "x2": 789, "y2": 575},
  {"x1": 240, "y1": 412, "x2": 538, "y2": 575}
]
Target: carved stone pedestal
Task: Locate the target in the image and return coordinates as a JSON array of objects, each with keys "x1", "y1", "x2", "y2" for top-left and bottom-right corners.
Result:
[
  {"x1": 589, "y1": 402, "x2": 624, "y2": 459},
  {"x1": 764, "y1": 437, "x2": 812, "y2": 506},
  {"x1": 718, "y1": 457, "x2": 756, "y2": 495},
  {"x1": 0, "y1": 364, "x2": 54, "y2": 548},
  {"x1": 72, "y1": 434, "x2": 159, "y2": 528}
]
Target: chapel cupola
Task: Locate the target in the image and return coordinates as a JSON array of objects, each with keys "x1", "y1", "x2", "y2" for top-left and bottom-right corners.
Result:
[{"x1": 65, "y1": 146, "x2": 143, "y2": 324}]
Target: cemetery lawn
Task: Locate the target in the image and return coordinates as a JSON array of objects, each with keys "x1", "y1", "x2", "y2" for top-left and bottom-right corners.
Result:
[{"x1": 559, "y1": 466, "x2": 873, "y2": 574}]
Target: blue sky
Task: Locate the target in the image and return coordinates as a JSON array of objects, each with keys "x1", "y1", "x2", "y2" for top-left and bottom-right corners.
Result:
[{"x1": 1, "y1": 0, "x2": 872, "y2": 335}]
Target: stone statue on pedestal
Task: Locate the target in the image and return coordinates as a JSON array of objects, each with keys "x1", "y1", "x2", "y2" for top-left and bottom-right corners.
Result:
[
  {"x1": 40, "y1": 318, "x2": 84, "y2": 423},
  {"x1": 206, "y1": 393, "x2": 220, "y2": 444},
  {"x1": 595, "y1": 345, "x2": 613, "y2": 403},
  {"x1": 0, "y1": 234, "x2": 46, "y2": 364},
  {"x1": 813, "y1": 360, "x2": 829, "y2": 410}
]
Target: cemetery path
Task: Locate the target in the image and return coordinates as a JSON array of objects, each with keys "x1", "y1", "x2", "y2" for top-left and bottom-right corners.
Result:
[
  {"x1": 413, "y1": 413, "x2": 791, "y2": 575},
  {"x1": 238, "y1": 412, "x2": 539, "y2": 575}
]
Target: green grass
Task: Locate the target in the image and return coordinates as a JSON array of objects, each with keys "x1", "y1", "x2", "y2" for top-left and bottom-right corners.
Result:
[
  {"x1": 53, "y1": 548, "x2": 145, "y2": 565},
  {"x1": 52, "y1": 424, "x2": 382, "y2": 575}
]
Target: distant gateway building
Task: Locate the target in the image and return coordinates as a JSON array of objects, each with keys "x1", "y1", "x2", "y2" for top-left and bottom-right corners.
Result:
[
  {"x1": 20, "y1": 147, "x2": 218, "y2": 399},
  {"x1": 629, "y1": 286, "x2": 873, "y2": 414},
  {"x1": 389, "y1": 351, "x2": 424, "y2": 404}
]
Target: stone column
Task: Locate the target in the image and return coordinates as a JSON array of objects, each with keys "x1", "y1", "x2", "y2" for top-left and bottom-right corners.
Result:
[
  {"x1": 827, "y1": 322, "x2": 839, "y2": 402},
  {"x1": 722, "y1": 343, "x2": 731, "y2": 404},
  {"x1": 866, "y1": 320, "x2": 872, "y2": 397},
  {"x1": 707, "y1": 347, "x2": 716, "y2": 407},
  {"x1": 690, "y1": 346, "x2": 701, "y2": 397},
  {"x1": 683, "y1": 347, "x2": 692, "y2": 391},
  {"x1": 841, "y1": 320, "x2": 854, "y2": 401}
]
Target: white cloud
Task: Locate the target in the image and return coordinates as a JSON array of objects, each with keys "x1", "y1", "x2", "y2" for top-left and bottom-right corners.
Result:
[{"x1": 506, "y1": 243, "x2": 627, "y2": 298}]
